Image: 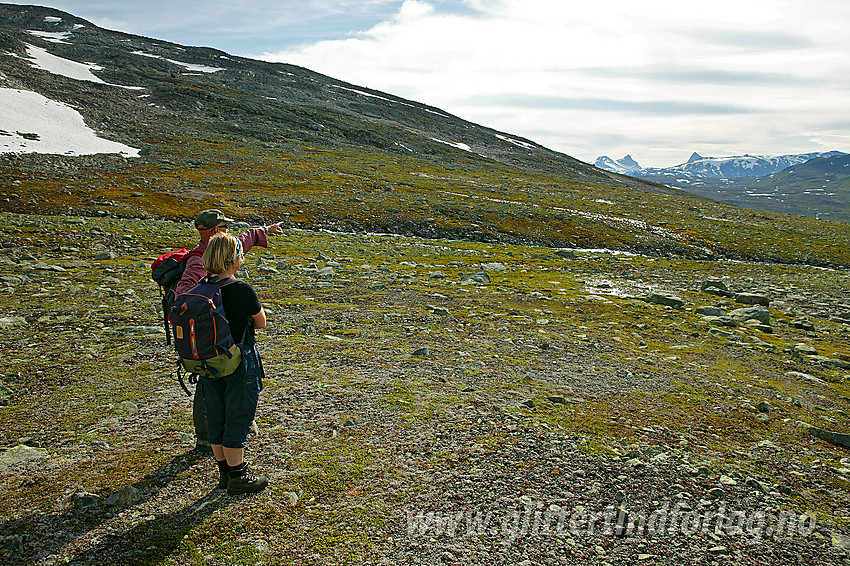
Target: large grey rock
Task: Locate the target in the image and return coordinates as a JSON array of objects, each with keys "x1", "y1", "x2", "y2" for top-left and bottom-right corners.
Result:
[
  {"x1": 728, "y1": 306, "x2": 769, "y2": 324},
  {"x1": 785, "y1": 371, "x2": 823, "y2": 384}
]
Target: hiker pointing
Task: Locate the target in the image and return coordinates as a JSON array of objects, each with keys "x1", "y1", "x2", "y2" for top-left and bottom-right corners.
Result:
[
  {"x1": 176, "y1": 209, "x2": 282, "y2": 451},
  {"x1": 175, "y1": 209, "x2": 283, "y2": 297}
]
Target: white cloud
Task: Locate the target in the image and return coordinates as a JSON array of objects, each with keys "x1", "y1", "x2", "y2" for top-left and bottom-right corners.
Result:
[
  {"x1": 258, "y1": 0, "x2": 850, "y2": 167},
  {"x1": 27, "y1": 0, "x2": 850, "y2": 167}
]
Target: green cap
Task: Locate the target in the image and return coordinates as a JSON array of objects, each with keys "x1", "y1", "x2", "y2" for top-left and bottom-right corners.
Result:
[{"x1": 195, "y1": 209, "x2": 233, "y2": 230}]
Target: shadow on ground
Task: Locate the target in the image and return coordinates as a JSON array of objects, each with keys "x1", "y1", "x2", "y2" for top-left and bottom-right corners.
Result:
[{"x1": 2, "y1": 448, "x2": 233, "y2": 565}]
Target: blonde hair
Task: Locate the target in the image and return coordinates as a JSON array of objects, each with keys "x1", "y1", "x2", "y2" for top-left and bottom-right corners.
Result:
[{"x1": 203, "y1": 232, "x2": 242, "y2": 274}]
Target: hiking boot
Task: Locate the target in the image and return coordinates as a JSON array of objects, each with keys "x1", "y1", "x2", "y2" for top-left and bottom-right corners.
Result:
[
  {"x1": 216, "y1": 460, "x2": 230, "y2": 490},
  {"x1": 194, "y1": 438, "x2": 212, "y2": 453},
  {"x1": 227, "y1": 462, "x2": 269, "y2": 496}
]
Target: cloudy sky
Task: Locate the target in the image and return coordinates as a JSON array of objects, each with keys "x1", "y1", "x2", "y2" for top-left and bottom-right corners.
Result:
[{"x1": 23, "y1": 0, "x2": 850, "y2": 167}]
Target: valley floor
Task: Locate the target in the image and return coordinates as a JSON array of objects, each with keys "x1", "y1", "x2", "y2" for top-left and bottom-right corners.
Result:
[{"x1": 1, "y1": 213, "x2": 849, "y2": 565}]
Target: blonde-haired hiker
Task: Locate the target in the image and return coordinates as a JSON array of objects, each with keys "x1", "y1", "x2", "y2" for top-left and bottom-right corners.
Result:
[
  {"x1": 176, "y1": 209, "x2": 282, "y2": 452},
  {"x1": 199, "y1": 232, "x2": 269, "y2": 495}
]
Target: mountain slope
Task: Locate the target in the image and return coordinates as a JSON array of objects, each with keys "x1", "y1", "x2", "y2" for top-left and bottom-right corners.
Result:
[
  {"x1": 1, "y1": 4, "x2": 849, "y2": 266},
  {"x1": 712, "y1": 154, "x2": 850, "y2": 223}
]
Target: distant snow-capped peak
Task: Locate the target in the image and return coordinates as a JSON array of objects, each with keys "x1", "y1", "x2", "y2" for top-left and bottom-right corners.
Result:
[
  {"x1": 594, "y1": 154, "x2": 642, "y2": 175},
  {"x1": 594, "y1": 151, "x2": 845, "y2": 180}
]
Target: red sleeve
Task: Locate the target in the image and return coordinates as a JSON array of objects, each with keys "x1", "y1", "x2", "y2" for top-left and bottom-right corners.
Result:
[
  {"x1": 238, "y1": 227, "x2": 268, "y2": 254},
  {"x1": 175, "y1": 253, "x2": 207, "y2": 295}
]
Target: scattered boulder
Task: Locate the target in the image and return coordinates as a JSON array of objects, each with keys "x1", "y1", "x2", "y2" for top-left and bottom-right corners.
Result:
[
  {"x1": 105, "y1": 485, "x2": 140, "y2": 507},
  {"x1": 341, "y1": 415, "x2": 365, "y2": 427},
  {"x1": 701, "y1": 278, "x2": 730, "y2": 297},
  {"x1": 810, "y1": 356, "x2": 850, "y2": 370},
  {"x1": 808, "y1": 427, "x2": 850, "y2": 449},
  {"x1": 425, "y1": 304, "x2": 452, "y2": 317},
  {"x1": 0, "y1": 384, "x2": 11, "y2": 405},
  {"x1": 644, "y1": 293, "x2": 685, "y2": 308},
  {"x1": 703, "y1": 315, "x2": 736, "y2": 327},
  {"x1": 109, "y1": 326, "x2": 164, "y2": 336},
  {"x1": 728, "y1": 306, "x2": 769, "y2": 325},
  {"x1": 72, "y1": 491, "x2": 103, "y2": 511},
  {"x1": 461, "y1": 272, "x2": 490, "y2": 285},
  {"x1": 792, "y1": 343, "x2": 818, "y2": 356},
  {"x1": 118, "y1": 401, "x2": 139, "y2": 412},
  {"x1": 695, "y1": 306, "x2": 724, "y2": 317},
  {"x1": 707, "y1": 487, "x2": 725, "y2": 499},
  {"x1": 284, "y1": 491, "x2": 299, "y2": 506},
  {"x1": 791, "y1": 317, "x2": 815, "y2": 331}
]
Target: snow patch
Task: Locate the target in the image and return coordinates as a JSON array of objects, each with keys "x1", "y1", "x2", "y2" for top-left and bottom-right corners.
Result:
[
  {"x1": 26, "y1": 30, "x2": 71, "y2": 44},
  {"x1": 131, "y1": 50, "x2": 160, "y2": 59},
  {"x1": 130, "y1": 51, "x2": 224, "y2": 73},
  {"x1": 431, "y1": 138, "x2": 471, "y2": 152},
  {"x1": 0, "y1": 87, "x2": 139, "y2": 157},
  {"x1": 330, "y1": 85, "x2": 450, "y2": 117},
  {"x1": 495, "y1": 133, "x2": 536, "y2": 150},
  {"x1": 22, "y1": 43, "x2": 105, "y2": 83},
  {"x1": 19, "y1": 44, "x2": 143, "y2": 89},
  {"x1": 165, "y1": 59, "x2": 225, "y2": 73}
]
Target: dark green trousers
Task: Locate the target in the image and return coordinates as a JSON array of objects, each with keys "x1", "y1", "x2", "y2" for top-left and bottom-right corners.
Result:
[{"x1": 193, "y1": 385, "x2": 208, "y2": 442}]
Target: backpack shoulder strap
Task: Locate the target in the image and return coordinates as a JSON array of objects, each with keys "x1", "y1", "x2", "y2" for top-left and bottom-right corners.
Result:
[{"x1": 181, "y1": 249, "x2": 204, "y2": 265}]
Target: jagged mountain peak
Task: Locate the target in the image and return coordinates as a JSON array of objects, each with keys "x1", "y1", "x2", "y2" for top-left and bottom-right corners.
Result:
[
  {"x1": 593, "y1": 154, "x2": 641, "y2": 175},
  {"x1": 619, "y1": 154, "x2": 640, "y2": 168}
]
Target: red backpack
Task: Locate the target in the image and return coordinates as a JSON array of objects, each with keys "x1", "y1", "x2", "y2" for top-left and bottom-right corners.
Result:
[{"x1": 151, "y1": 248, "x2": 203, "y2": 344}]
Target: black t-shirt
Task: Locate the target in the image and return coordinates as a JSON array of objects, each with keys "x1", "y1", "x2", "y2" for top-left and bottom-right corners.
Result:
[{"x1": 221, "y1": 279, "x2": 261, "y2": 345}]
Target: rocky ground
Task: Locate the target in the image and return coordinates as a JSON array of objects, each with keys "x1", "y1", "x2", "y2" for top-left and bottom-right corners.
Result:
[{"x1": 1, "y1": 212, "x2": 849, "y2": 565}]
